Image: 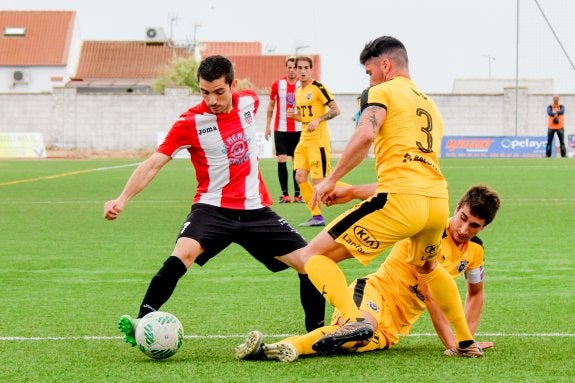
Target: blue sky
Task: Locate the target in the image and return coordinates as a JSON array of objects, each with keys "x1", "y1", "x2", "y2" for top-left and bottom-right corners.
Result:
[{"x1": 6, "y1": 0, "x2": 575, "y2": 93}]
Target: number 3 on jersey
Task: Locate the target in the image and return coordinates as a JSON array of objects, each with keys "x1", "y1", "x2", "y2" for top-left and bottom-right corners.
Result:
[{"x1": 416, "y1": 108, "x2": 433, "y2": 153}]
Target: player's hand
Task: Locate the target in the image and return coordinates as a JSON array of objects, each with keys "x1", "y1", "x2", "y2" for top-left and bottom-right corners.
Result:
[
  {"x1": 443, "y1": 341, "x2": 494, "y2": 356},
  {"x1": 264, "y1": 127, "x2": 271, "y2": 141},
  {"x1": 323, "y1": 184, "x2": 354, "y2": 206},
  {"x1": 311, "y1": 178, "x2": 336, "y2": 208},
  {"x1": 307, "y1": 119, "x2": 319, "y2": 132},
  {"x1": 477, "y1": 341, "x2": 494, "y2": 350},
  {"x1": 104, "y1": 199, "x2": 124, "y2": 220}
]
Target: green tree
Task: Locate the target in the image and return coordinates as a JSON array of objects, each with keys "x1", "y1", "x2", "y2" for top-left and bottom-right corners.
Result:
[
  {"x1": 153, "y1": 57, "x2": 199, "y2": 94},
  {"x1": 153, "y1": 56, "x2": 256, "y2": 94}
]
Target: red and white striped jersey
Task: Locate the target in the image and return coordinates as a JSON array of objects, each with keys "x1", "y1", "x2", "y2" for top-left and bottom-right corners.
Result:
[
  {"x1": 269, "y1": 77, "x2": 301, "y2": 132},
  {"x1": 157, "y1": 90, "x2": 272, "y2": 210}
]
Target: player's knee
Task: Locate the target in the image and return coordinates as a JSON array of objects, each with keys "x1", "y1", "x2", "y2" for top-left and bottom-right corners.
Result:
[
  {"x1": 361, "y1": 311, "x2": 378, "y2": 330},
  {"x1": 173, "y1": 237, "x2": 201, "y2": 267},
  {"x1": 277, "y1": 250, "x2": 307, "y2": 273},
  {"x1": 295, "y1": 170, "x2": 307, "y2": 184}
]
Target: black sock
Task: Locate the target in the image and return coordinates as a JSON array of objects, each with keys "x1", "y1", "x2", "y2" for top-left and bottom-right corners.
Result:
[
  {"x1": 458, "y1": 339, "x2": 475, "y2": 349},
  {"x1": 298, "y1": 273, "x2": 326, "y2": 332},
  {"x1": 278, "y1": 162, "x2": 288, "y2": 195},
  {"x1": 137, "y1": 256, "x2": 187, "y2": 318},
  {"x1": 293, "y1": 170, "x2": 300, "y2": 196}
]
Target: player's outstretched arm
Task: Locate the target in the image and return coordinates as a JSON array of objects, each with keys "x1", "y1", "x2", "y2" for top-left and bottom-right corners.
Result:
[
  {"x1": 104, "y1": 152, "x2": 171, "y2": 220},
  {"x1": 323, "y1": 183, "x2": 377, "y2": 206},
  {"x1": 464, "y1": 280, "x2": 493, "y2": 349},
  {"x1": 323, "y1": 105, "x2": 384, "y2": 190},
  {"x1": 419, "y1": 276, "x2": 456, "y2": 350}
]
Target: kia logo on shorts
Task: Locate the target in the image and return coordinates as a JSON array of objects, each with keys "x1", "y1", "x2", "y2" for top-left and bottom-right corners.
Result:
[{"x1": 353, "y1": 226, "x2": 380, "y2": 249}]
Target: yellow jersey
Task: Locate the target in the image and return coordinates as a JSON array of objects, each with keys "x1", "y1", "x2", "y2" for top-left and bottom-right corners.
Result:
[
  {"x1": 295, "y1": 80, "x2": 334, "y2": 147},
  {"x1": 367, "y1": 220, "x2": 485, "y2": 335},
  {"x1": 364, "y1": 76, "x2": 447, "y2": 198}
]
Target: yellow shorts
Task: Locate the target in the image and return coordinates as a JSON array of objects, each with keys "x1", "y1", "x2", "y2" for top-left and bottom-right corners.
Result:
[
  {"x1": 293, "y1": 143, "x2": 331, "y2": 180},
  {"x1": 326, "y1": 193, "x2": 449, "y2": 267}
]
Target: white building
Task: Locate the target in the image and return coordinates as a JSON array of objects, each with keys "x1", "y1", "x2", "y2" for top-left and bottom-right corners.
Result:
[{"x1": 0, "y1": 11, "x2": 81, "y2": 93}]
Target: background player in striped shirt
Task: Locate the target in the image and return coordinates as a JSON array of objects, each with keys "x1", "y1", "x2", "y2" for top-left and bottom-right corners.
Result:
[
  {"x1": 287, "y1": 56, "x2": 341, "y2": 227},
  {"x1": 103, "y1": 56, "x2": 325, "y2": 349},
  {"x1": 265, "y1": 56, "x2": 304, "y2": 204},
  {"x1": 235, "y1": 184, "x2": 500, "y2": 362}
]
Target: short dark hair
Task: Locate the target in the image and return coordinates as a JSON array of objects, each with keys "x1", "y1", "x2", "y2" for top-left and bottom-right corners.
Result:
[
  {"x1": 457, "y1": 184, "x2": 501, "y2": 225},
  {"x1": 285, "y1": 56, "x2": 297, "y2": 65},
  {"x1": 359, "y1": 36, "x2": 408, "y2": 67},
  {"x1": 197, "y1": 55, "x2": 234, "y2": 84}
]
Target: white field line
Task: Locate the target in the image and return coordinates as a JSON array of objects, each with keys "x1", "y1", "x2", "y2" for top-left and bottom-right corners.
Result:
[
  {"x1": 442, "y1": 164, "x2": 574, "y2": 169},
  {"x1": 1, "y1": 332, "x2": 574, "y2": 342},
  {"x1": 93, "y1": 163, "x2": 142, "y2": 171}
]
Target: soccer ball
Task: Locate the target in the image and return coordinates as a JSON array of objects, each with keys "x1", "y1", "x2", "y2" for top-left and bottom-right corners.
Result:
[{"x1": 135, "y1": 311, "x2": 184, "y2": 359}]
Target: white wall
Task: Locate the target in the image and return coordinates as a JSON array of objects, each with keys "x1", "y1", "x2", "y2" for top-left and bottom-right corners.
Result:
[
  {"x1": 0, "y1": 67, "x2": 71, "y2": 93},
  {"x1": 0, "y1": 87, "x2": 573, "y2": 152},
  {"x1": 0, "y1": 17, "x2": 81, "y2": 94},
  {"x1": 452, "y1": 78, "x2": 554, "y2": 94}
]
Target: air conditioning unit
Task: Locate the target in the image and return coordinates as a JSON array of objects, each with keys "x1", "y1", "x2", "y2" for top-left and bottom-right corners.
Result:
[
  {"x1": 12, "y1": 70, "x2": 29, "y2": 84},
  {"x1": 145, "y1": 27, "x2": 166, "y2": 42}
]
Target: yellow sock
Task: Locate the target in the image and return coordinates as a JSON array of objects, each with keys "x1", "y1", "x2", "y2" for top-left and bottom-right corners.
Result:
[
  {"x1": 299, "y1": 181, "x2": 322, "y2": 216},
  {"x1": 304, "y1": 255, "x2": 362, "y2": 323},
  {"x1": 354, "y1": 330, "x2": 389, "y2": 352},
  {"x1": 281, "y1": 326, "x2": 339, "y2": 355},
  {"x1": 420, "y1": 266, "x2": 473, "y2": 343}
]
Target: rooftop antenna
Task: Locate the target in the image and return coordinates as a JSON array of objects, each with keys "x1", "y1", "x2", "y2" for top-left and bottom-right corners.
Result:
[
  {"x1": 483, "y1": 54, "x2": 496, "y2": 78},
  {"x1": 193, "y1": 22, "x2": 202, "y2": 62},
  {"x1": 168, "y1": 13, "x2": 179, "y2": 41}
]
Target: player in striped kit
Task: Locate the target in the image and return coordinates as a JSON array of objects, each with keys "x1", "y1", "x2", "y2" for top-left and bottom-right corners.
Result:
[
  {"x1": 265, "y1": 56, "x2": 304, "y2": 204},
  {"x1": 104, "y1": 56, "x2": 325, "y2": 350}
]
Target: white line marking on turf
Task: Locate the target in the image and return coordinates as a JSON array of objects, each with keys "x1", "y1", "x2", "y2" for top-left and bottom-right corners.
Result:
[
  {"x1": 1, "y1": 333, "x2": 574, "y2": 341},
  {"x1": 94, "y1": 163, "x2": 142, "y2": 171}
]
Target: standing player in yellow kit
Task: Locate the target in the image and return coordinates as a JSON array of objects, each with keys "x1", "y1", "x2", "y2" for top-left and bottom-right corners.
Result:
[
  {"x1": 288, "y1": 56, "x2": 340, "y2": 227},
  {"x1": 292, "y1": 35, "x2": 483, "y2": 357}
]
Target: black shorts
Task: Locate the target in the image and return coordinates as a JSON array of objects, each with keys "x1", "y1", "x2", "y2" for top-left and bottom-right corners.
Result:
[
  {"x1": 274, "y1": 131, "x2": 301, "y2": 157},
  {"x1": 177, "y1": 203, "x2": 307, "y2": 272}
]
